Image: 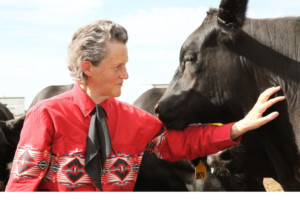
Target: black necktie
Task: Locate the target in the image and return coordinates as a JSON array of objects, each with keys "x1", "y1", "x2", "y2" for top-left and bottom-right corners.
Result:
[{"x1": 85, "y1": 104, "x2": 112, "y2": 191}]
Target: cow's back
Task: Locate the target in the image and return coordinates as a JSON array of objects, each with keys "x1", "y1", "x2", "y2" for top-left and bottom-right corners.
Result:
[
  {"x1": 29, "y1": 84, "x2": 74, "y2": 108},
  {"x1": 0, "y1": 102, "x2": 14, "y2": 120}
]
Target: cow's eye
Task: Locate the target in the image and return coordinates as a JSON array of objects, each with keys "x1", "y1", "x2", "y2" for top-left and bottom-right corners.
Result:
[
  {"x1": 181, "y1": 54, "x2": 196, "y2": 72},
  {"x1": 183, "y1": 55, "x2": 196, "y2": 63},
  {"x1": 180, "y1": 53, "x2": 196, "y2": 73}
]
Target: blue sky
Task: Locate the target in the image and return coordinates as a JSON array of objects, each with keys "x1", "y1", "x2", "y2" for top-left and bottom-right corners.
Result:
[{"x1": 0, "y1": 0, "x2": 299, "y2": 109}]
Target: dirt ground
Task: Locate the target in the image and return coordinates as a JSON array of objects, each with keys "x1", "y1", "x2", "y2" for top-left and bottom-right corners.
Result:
[{"x1": 263, "y1": 178, "x2": 284, "y2": 192}]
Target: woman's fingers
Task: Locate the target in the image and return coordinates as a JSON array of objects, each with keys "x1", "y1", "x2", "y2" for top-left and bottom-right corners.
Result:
[
  {"x1": 257, "y1": 86, "x2": 281, "y2": 104},
  {"x1": 257, "y1": 111, "x2": 280, "y2": 126},
  {"x1": 262, "y1": 96, "x2": 286, "y2": 111},
  {"x1": 239, "y1": 86, "x2": 285, "y2": 134}
]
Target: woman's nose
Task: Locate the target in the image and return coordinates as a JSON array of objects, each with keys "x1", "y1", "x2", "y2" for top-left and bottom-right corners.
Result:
[{"x1": 120, "y1": 67, "x2": 129, "y2": 79}]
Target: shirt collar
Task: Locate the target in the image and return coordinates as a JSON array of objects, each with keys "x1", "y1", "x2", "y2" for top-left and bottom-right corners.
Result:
[{"x1": 72, "y1": 81, "x2": 110, "y2": 118}]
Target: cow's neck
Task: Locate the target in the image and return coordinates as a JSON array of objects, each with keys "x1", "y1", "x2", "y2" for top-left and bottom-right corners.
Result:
[
  {"x1": 231, "y1": 17, "x2": 300, "y2": 162},
  {"x1": 243, "y1": 18, "x2": 299, "y2": 62},
  {"x1": 230, "y1": 17, "x2": 300, "y2": 106}
]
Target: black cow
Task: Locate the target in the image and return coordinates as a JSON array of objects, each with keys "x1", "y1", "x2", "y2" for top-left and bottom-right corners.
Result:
[
  {"x1": 133, "y1": 88, "x2": 166, "y2": 116},
  {"x1": 29, "y1": 84, "x2": 74, "y2": 108},
  {"x1": 133, "y1": 88, "x2": 190, "y2": 191},
  {"x1": 0, "y1": 103, "x2": 24, "y2": 191},
  {"x1": 0, "y1": 102, "x2": 13, "y2": 120},
  {"x1": 155, "y1": 0, "x2": 300, "y2": 191}
]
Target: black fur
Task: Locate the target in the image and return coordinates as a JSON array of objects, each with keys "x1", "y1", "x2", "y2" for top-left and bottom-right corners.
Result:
[{"x1": 0, "y1": 103, "x2": 23, "y2": 191}]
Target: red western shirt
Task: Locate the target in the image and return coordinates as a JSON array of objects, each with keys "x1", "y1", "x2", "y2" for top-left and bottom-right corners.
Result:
[{"x1": 5, "y1": 82, "x2": 240, "y2": 191}]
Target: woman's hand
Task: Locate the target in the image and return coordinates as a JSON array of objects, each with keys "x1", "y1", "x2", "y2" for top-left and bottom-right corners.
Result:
[{"x1": 231, "y1": 86, "x2": 286, "y2": 140}]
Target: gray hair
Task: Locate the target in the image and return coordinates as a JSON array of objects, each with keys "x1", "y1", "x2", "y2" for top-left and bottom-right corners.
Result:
[{"x1": 68, "y1": 20, "x2": 128, "y2": 83}]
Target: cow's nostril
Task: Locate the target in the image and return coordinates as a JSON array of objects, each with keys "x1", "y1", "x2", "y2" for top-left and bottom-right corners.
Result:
[{"x1": 154, "y1": 104, "x2": 159, "y2": 114}]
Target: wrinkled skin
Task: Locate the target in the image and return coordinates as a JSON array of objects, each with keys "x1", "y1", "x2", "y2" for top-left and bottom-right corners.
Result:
[{"x1": 156, "y1": 0, "x2": 300, "y2": 191}]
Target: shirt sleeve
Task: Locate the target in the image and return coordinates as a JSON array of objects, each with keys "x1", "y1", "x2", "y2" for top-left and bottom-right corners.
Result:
[
  {"x1": 146, "y1": 123, "x2": 241, "y2": 162},
  {"x1": 5, "y1": 105, "x2": 54, "y2": 191}
]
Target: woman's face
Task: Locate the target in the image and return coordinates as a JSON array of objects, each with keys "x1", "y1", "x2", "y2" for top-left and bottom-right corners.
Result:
[{"x1": 87, "y1": 41, "x2": 129, "y2": 99}]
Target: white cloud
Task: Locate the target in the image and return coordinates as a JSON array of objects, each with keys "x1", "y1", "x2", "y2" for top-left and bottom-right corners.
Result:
[
  {"x1": 248, "y1": 0, "x2": 299, "y2": 18},
  {"x1": 0, "y1": 0, "x2": 103, "y2": 26},
  {"x1": 120, "y1": 7, "x2": 208, "y2": 46},
  {"x1": 0, "y1": 0, "x2": 102, "y2": 8},
  {"x1": 0, "y1": 0, "x2": 104, "y2": 109},
  {"x1": 0, "y1": 48, "x2": 71, "y2": 108}
]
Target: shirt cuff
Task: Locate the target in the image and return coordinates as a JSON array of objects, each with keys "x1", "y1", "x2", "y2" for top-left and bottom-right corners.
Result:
[{"x1": 213, "y1": 122, "x2": 242, "y2": 150}]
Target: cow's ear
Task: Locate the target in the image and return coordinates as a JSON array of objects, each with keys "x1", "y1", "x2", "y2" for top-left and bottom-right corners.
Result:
[{"x1": 218, "y1": 0, "x2": 248, "y2": 29}]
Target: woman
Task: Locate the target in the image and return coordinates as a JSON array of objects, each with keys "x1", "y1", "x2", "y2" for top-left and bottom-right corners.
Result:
[{"x1": 5, "y1": 20, "x2": 285, "y2": 191}]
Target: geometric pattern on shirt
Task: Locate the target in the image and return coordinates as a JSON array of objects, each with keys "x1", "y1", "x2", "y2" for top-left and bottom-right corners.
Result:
[
  {"x1": 101, "y1": 152, "x2": 143, "y2": 187},
  {"x1": 112, "y1": 158, "x2": 129, "y2": 180},
  {"x1": 65, "y1": 158, "x2": 85, "y2": 183},
  {"x1": 145, "y1": 132, "x2": 166, "y2": 159},
  {"x1": 43, "y1": 149, "x2": 93, "y2": 188},
  {"x1": 43, "y1": 150, "x2": 144, "y2": 189},
  {"x1": 11, "y1": 145, "x2": 50, "y2": 182}
]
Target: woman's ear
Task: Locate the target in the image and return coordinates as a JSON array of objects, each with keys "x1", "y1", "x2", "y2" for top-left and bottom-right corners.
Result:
[{"x1": 81, "y1": 61, "x2": 93, "y2": 77}]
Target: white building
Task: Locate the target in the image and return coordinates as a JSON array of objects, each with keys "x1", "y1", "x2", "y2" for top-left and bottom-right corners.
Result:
[
  {"x1": 139, "y1": 84, "x2": 168, "y2": 94},
  {"x1": 0, "y1": 97, "x2": 25, "y2": 117}
]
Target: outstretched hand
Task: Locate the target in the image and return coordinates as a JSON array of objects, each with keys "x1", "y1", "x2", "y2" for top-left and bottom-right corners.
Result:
[{"x1": 231, "y1": 86, "x2": 285, "y2": 140}]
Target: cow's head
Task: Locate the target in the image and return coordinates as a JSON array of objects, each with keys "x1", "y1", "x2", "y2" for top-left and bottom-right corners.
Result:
[{"x1": 156, "y1": 0, "x2": 259, "y2": 129}]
